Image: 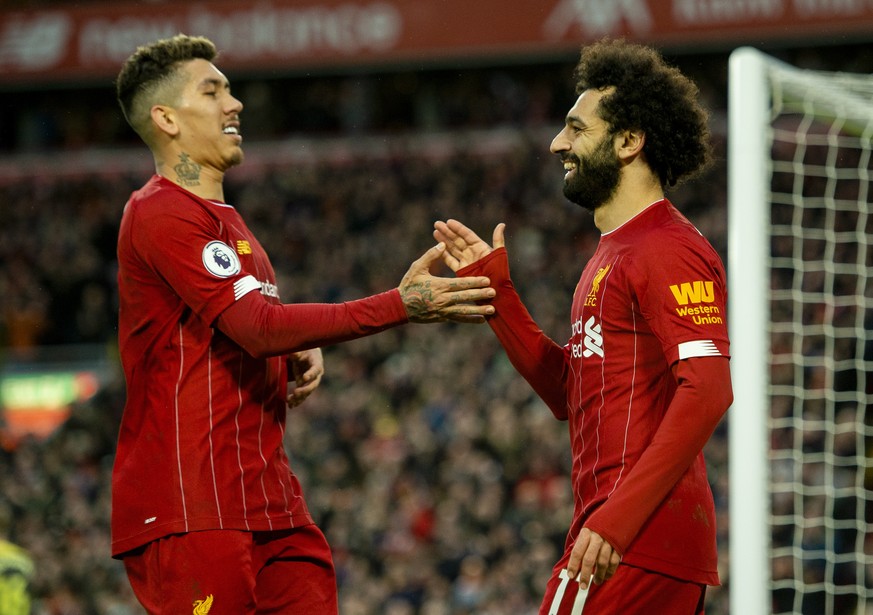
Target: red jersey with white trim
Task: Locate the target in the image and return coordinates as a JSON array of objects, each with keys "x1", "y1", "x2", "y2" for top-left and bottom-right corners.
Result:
[
  {"x1": 565, "y1": 199, "x2": 728, "y2": 583},
  {"x1": 113, "y1": 175, "x2": 308, "y2": 556},
  {"x1": 458, "y1": 198, "x2": 729, "y2": 586}
]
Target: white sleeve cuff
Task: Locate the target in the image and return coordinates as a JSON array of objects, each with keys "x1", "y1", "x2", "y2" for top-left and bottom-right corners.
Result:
[
  {"x1": 233, "y1": 275, "x2": 261, "y2": 301},
  {"x1": 678, "y1": 339, "x2": 722, "y2": 360}
]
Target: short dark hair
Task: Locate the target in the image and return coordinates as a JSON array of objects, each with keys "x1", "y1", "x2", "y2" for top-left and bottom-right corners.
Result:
[
  {"x1": 573, "y1": 38, "x2": 713, "y2": 187},
  {"x1": 116, "y1": 34, "x2": 217, "y2": 140}
]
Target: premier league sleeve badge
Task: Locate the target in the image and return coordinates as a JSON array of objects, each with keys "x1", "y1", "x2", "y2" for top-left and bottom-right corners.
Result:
[{"x1": 202, "y1": 240, "x2": 242, "y2": 277}]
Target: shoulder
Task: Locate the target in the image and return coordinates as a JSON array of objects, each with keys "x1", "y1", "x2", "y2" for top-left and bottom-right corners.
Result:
[
  {"x1": 633, "y1": 203, "x2": 719, "y2": 262},
  {"x1": 125, "y1": 176, "x2": 217, "y2": 232},
  {"x1": 122, "y1": 178, "x2": 223, "y2": 259},
  {"x1": 128, "y1": 176, "x2": 190, "y2": 216},
  {"x1": 619, "y1": 206, "x2": 725, "y2": 292}
]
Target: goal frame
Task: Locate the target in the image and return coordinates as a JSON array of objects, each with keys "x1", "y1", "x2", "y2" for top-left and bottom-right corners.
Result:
[
  {"x1": 727, "y1": 46, "x2": 873, "y2": 615},
  {"x1": 727, "y1": 46, "x2": 776, "y2": 615}
]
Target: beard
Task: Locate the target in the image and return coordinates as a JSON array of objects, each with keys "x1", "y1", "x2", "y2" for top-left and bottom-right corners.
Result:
[{"x1": 562, "y1": 133, "x2": 621, "y2": 212}]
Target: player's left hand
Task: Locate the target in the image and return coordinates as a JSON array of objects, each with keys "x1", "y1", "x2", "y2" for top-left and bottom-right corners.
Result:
[
  {"x1": 433, "y1": 219, "x2": 505, "y2": 272},
  {"x1": 567, "y1": 527, "x2": 621, "y2": 589},
  {"x1": 287, "y1": 348, "x2": 324, "y2": 407}
]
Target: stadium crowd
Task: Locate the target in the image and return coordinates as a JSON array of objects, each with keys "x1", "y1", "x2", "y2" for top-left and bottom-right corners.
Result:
[{"x1": 0, "y1": 59, "x2": 732, "y2": 614}]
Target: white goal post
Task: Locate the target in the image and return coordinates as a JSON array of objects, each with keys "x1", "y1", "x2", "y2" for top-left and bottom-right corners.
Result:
[{"x1": 728, "y1": 47, "x2": 873, "y2": 615}]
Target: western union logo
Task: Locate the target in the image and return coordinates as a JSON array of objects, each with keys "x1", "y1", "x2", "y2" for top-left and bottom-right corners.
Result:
[
  {"x1": 669, "y1": 280, "x2": 714, "y2": 306},
  {"x1": 236, "y1": 240, "x2": 252, "y2": 255}
]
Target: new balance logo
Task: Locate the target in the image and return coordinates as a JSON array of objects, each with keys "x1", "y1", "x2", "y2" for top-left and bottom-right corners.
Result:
[
  {"x1": 544, "y1": 0, "x2": 653, "y2": 39},
  {"x1": 678, "y1": 340, "x2": 722, "y2": 360},
  {"x1": 0, "y1": 13, "x2": 70, "y2": 71}
]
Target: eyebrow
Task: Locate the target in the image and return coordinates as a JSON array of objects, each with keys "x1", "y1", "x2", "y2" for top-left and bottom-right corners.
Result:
[{"x1": 198, "y1": 77, "x2": 230, "y2": 91}]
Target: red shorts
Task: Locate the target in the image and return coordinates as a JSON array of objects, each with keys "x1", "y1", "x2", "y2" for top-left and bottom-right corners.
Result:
[
  {"x1": 123, "y1": 524, "x2": 337, "y2": 614},
  {"x1": 540, "y1": 563, "x2": 706, "y2": 615}
]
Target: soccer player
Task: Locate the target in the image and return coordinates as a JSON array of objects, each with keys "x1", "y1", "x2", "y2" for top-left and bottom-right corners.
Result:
[
  {"x1": 434, "y1": 39, "x2": 733, "y2": 614},
  {"x1": 112, "y1": 34, "x2": 495, "y2": 614}
]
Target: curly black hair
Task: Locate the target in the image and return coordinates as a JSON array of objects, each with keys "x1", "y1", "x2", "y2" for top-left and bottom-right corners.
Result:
[
  {"x1": 116, "y1": 34, "x2": 217, "y2": 140},
  {"x1": 573, "y1": 38, "x2": 713, "y2": 188}
]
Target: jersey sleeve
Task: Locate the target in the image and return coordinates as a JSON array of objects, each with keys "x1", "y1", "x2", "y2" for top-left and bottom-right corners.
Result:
[
  {"x1": 458, "y1": 248, "x2": 570, "y2": 419},
  {"x1": 630, "y1": 232, "x2": 730, "y2": 365},
  {"x1": 584, "y1": 355, "x2": 732, "y2": 555},
  {"x1": 217, "y1": 288, "x2": 408, "y2": 357},
  {"x1": 128, "y1": 192, "x2": 252, "y2": 327}
]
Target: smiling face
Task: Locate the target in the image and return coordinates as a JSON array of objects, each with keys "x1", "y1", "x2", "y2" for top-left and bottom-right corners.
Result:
[
  {"x1": 549, "y1": 89, "x2": 622, "y2": 213},
  {"x1": 169, "y1": 58, "x2": 244, "y2": 174}
]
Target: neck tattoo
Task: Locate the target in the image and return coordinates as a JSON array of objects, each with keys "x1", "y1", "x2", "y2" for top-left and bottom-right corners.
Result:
[{"x1": 174, "y1": 153, "x2": 202, "y2": 186}]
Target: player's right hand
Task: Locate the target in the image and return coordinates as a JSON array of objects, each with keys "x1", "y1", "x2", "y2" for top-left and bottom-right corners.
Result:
[{"x1": 398, "y1": 243, "x2": 496, "y2": 324}]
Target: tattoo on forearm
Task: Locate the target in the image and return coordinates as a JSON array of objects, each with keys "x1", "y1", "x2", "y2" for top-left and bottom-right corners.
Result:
[{"x1": 174, "y1": 153, "x2": 201, "y2": 186}]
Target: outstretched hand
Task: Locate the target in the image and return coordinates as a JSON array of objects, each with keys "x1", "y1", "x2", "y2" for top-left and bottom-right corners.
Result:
[
  {"x1": 398, "y1": 243, "x2": 496, "y2": 324},
  {"x1": 433, "y1": 220, "x2": 506, "y2": 272}
]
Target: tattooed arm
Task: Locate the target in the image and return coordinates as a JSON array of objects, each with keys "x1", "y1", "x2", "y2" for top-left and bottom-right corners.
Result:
[
  {"x1": 217, "y1": 243, "x2": 496, "y2": 359},
  {"x1": 398, "y1": 243, "x2": 496, "y2": 324}
]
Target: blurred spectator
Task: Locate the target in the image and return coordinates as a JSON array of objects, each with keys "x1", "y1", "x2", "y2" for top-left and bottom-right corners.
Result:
[{"x1": 0, "y1": 537, "x2": 33, "y2": 615}]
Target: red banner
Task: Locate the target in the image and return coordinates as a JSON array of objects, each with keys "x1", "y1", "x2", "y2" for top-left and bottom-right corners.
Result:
[{"x1": 1, "y1": 0, "x2": 872, "y2": 84}]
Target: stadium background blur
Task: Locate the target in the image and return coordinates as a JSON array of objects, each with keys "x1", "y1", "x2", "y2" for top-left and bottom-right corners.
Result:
[{"x1": 1, "y1": 1, "x2": 872, "y2": 613}]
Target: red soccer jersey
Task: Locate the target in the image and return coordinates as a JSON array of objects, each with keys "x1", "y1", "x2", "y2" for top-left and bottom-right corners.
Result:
[
  {"x1": 564, "y1": 199, "x2": 728, "y2": 583},
  {"x1": 460, "y1": 199, "x2": 729, "y2": 585},
  {"x1": 112, "y1": 176, "x2": 405, "y2": 556}
]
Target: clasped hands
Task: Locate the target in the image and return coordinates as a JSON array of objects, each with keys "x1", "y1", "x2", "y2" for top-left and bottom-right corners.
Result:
[{"x1": 397, "y1": 220, "x2": 506, "y2": 323}]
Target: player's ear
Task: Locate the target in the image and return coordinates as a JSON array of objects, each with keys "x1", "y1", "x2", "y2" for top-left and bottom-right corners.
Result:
[
  {"x1": 151, "y1": 104, "x2": 180, "y2": 137},
  {"x1": 616, "y1": 129, "x2": 645, "y2": 161}
]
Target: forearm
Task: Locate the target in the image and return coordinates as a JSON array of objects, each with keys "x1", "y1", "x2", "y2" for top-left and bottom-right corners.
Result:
[
  {"x1": 459, "y1": 248, "x2": 569, "y2": 418},
  {"x1": 585, "y1": 356, "x2": 733, "y2": 553},
  {"x1": 217, "y1": 289, "x2": 408, "y2": 358}
]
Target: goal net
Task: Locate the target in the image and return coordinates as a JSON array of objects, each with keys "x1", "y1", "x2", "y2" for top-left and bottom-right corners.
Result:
[{"x1": 728, "y1": 48, "x2": 873, "y2": 615}]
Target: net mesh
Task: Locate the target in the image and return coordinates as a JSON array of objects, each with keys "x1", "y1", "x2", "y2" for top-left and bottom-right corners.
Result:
[{"x1": 765, "y1": 63, "x2": 873, "y2": 615}]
